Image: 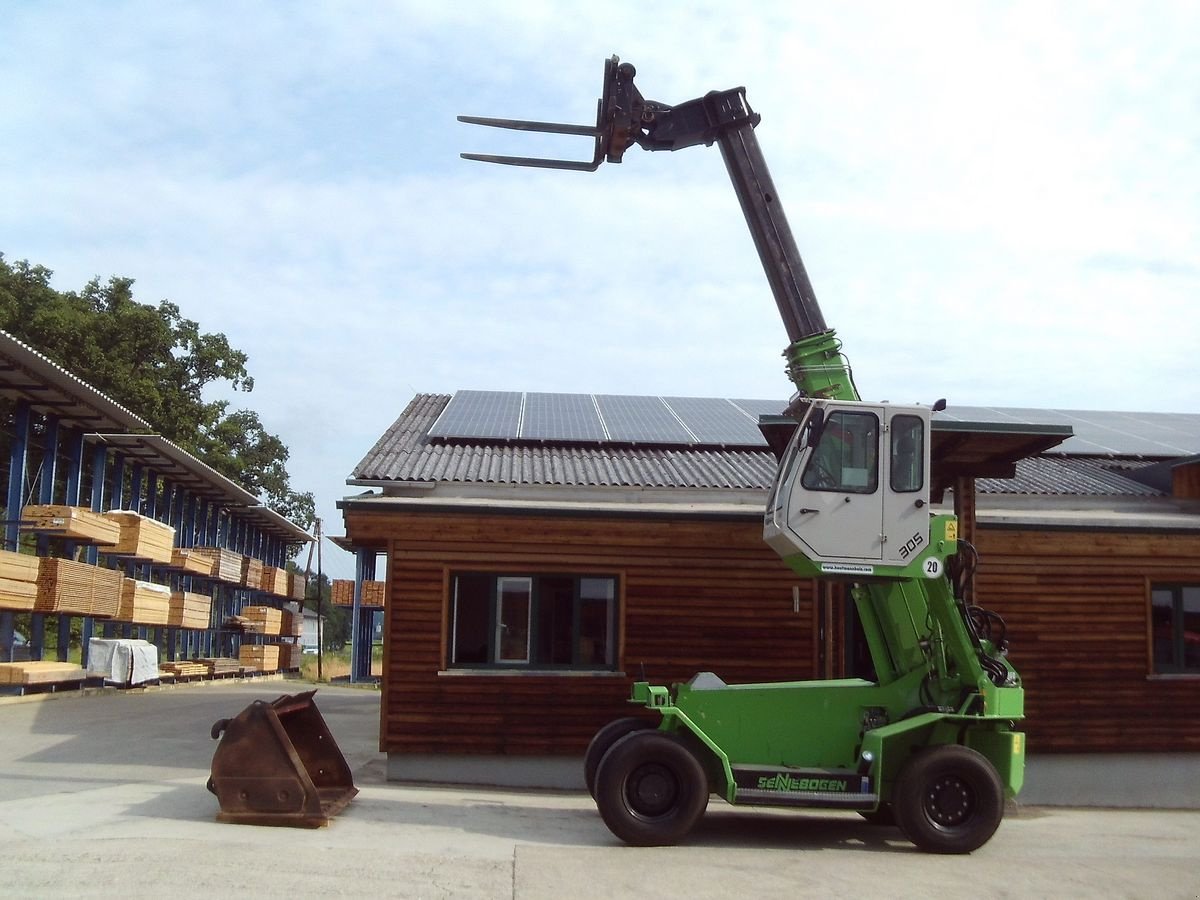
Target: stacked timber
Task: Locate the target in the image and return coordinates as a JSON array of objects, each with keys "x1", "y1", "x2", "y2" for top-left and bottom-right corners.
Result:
[
  {"x1": 0, "y1": 660, "x2": 86, "y2": 686},
  {"x1": 278, "y1": 642, "x2": 303, "y2": 669},
  {"x1": 238, "y1": 643, "x2": 280, "y2": 672},
  {"x1": 259, "y1": 565, "x2": 289, "y2": 597},
  {"x1": 288, "y1": 571, "x2": 306, "y2": 601},
  {"x1": 189, "y1": 547, "x2": 243, "y2": 583},
  {"x1": 170, "y1": 547, "x2": 215, "y2": 577},
  {"x1": 241, "y1": 556, "x2": 263, "y2": 590},
  {"x1": 117, "y1": 579, "x2": 172, "y2": 625},
  {"x1": 36, "y1": 558, "x2": 123, "y2": 617},
  {"x1": 159, "y1": 660, "x2": 207, "y2": 678},
  {"x1": 241, "y1": 605, "x2": 283, "y2": 635},
  {"x1": 103, "y1": 511, "x2": 175, "y2": 564},
  {"x1": 21, "y1": 505, "x2": 120, "y2": 546},
  {"x1": 282, "y1": 606, "x2": 304, "y2": 637},
  {"x1": 0, "y1": 549, "x2": 40, "y2": 612},
  {"x1": 168, "y1": 590, "x2": 212, "y2": 629},
  {"x1": 194, "y1": 657, "x2": 244, "y2": 677},
  {"x1": 331, "y1": 579, "x2": 385, "y2": 607}
]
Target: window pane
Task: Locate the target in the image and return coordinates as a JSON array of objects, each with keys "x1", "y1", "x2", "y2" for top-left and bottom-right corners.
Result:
[
  {"x1": 579, "y1": 578, "x2": 615, "y2": 667},
  {"x1": 1183, "y1": 587, "x2": 1200, "y2": 671},
  {"x1": 1151, "y1": 588, "x2": 1175, "y2": 672},
  {"x1": 890, "y1": 415, "x2": 924, "y2": 493},
  {"x1": 452, "y1": 575, "x2": 491, "y2": 664},
  {"x1": 801, "y1": 411, "x2": 879, "y2": 494},
  {"x1": 496, "y1": 577, "x2": 532, "y2": 663},
  {"x1": 537, "y1": 577, "x2": 575, "y2": 665}
]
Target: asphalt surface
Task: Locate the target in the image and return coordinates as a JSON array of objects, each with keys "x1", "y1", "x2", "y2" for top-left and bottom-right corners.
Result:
[{"x1": 1, "y1": 680, "x2": 1197, "y2": 899}]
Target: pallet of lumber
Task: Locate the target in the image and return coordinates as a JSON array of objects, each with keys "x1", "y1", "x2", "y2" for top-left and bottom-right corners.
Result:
[
  {"x1": 288, "y1": 571, "x2": 306, "y2": 601},
  {"x1": 241, "y1": 556, "x2": 263, "y2": 590},
  {"x1": 189, "y1": 547, "x2": 243, "y2": 583},
  {"x1": 116, "y1": 579, "x2": 172, "y2": 625},
  {"x1": 195, "y1": 657, "x2": 244, "y2": 677},
  {"x1": 0, "y1": 660, "x2": 86, "y2": 686},
  {"x1": 35, "y1": 558, "x2": 124, "y2": 618},
  {"x1": 258, "y1": 565, "x2": 289, "y2": 596},
  {"x1": 159, "y1": 660, "x2": 208, "y2": 678},
  {"x1": 103, "y1": 511, "x2": 175, "y2": 564},
  {"x1": 331, "y1": 579, "x2": 385, "y2": 607},
  {"x1": 281, "y1": 606, "x2": 304, "y2": 637},
  {"x1": 240, "y1": 605, "x2": 283, "y2": 635},
  {"x1": 278, "y1": 642, "x2": 303, "y2": 669},
  {"x1": 21, "y1": 505, "x2": 120, "y2": 546},
  {"x1": 168, "y1": 590, "x2": 212, "y2": 629},
  {"x1": 238, "y1": 644, "x2": 281, "y2": 672},
  {"x1": 170, "y1": 547, "x2": 215, "y2": 577},
  {"x1": 0, "y1": 549, "x2": 40, "y2": 612}
]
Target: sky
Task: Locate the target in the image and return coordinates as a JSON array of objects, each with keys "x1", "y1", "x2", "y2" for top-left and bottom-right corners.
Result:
[{"x1": 2, "y1": 1, "x2": 1197, "y2": 577}]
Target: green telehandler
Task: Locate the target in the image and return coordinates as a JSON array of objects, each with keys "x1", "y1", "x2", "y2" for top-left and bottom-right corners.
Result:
[{"x1": 461, "y1": 57, "x2": 1023, "y2": 854}]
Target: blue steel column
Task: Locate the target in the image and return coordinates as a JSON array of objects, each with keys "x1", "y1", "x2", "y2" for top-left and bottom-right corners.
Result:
[
  {"x1": 80, "y1": 441, "x2": 108, "y2": 667},
  {"x1": 30, "y1": 414, "x2": 60, "y2": 660},
  {"x1": 57, "y1": 429, "x2": 85, "y2": 661},
  {"x1": 1, "y1": 401, "x2": 31, "y2": 662}
]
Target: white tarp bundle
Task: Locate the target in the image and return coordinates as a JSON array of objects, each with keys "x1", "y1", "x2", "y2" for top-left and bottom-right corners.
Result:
[{"x1": 86, "y1": 638, "x2": 160, "y2": 685}]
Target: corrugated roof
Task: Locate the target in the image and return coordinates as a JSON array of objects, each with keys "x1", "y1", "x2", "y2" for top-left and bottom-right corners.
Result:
[{"x1": 352, "y1": 394, "x2": 1174, "y2": 498}]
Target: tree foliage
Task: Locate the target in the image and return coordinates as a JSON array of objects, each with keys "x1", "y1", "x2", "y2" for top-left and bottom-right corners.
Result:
[{"x1": 0, "y1": 254, "x2": 314, "y2": 528}]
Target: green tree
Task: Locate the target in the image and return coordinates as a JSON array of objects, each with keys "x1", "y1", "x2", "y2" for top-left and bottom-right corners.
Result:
[{"x1": 0, "y1": 254, "x2": 314, "y2": 528}]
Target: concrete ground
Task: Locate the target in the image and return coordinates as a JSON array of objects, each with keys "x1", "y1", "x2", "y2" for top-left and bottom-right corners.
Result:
[{"x1": 1, "y1": 681, "x2": 1197, "y2": 899}]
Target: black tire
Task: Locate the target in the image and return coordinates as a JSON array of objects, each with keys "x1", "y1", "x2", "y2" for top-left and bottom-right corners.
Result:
[
  {"x1": 584, "y1": 717, "x2": 656, "y2": 799},
  {"x1": 593, "y1": 731, "x2": 709, "y2": 846},
  {"x1": 893, "y1": 744, "x2": 1004, "y2": 854}
]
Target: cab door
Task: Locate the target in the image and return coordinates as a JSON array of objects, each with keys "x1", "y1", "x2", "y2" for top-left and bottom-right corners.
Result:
[{"x1": 784, "y1": 404, "x2": 884, "y2": 561}]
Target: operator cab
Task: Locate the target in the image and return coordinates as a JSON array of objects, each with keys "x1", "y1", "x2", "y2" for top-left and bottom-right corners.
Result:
[{"x1": 764, "y1": 399, "x2": 932, "y2": 571}]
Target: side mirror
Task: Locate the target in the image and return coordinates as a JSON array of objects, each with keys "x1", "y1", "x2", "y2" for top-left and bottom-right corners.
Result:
[{"x1": 805, "y1": 410, "x2": 825, "y2": 449}]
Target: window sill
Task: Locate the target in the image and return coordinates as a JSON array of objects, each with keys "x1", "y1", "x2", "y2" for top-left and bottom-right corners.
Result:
[
  {"x1": 1147, "y1": 673, "x2": 1200, "y2": 681},
  {"x1": 438, "y1": 668, "x2": 626, "y2": 678}
]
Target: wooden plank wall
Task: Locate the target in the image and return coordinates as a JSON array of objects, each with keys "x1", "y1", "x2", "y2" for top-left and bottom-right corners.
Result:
[
  {"x1": 974, "y1": 528, "x2": 1200, "y2": 753},
  {"x1": 345, "y1": 508, "x2": 813, "y2": 756},
  {"x1": 347, "y1": 507, "x2": 1200, "y2": 758}
]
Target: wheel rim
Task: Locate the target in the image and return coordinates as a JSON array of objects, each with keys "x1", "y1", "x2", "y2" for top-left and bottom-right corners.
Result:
[
  {"x1": 924, "y1": 774, "x2": 975, "y2": 830},
  {"x1": 625, "y1": 761, "x2": 680, "y2": 820}
]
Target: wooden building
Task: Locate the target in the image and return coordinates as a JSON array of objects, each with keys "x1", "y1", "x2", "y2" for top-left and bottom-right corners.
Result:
[{"x1": 340, "y1": 392, "x2": 1200, "y2": 794}]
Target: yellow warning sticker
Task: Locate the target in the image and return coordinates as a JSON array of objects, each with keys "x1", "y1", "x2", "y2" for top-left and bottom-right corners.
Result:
[
  {"x1": 1013, "y1": 733, "x2": 1023, "y2": 755},
  {"x1": 945, "y1": 520, "x2": 959, "y2": 541}
]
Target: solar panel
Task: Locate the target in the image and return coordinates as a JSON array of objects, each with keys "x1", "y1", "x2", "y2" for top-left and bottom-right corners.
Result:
[
  {"x1": 521, "y1": 392, "x2": 607, "y2": 441},
  {"x1": 597, "y1": 395, "x2": 696, "y2": 443},
  {"x1": 942, "y1": 406, "x2": 1200, "y2": 457},
  {"x1": 428, "y1": 390, "x2": 522, "y2": 440},
  {"x1": 665, "y1": 397, "x2": 765, "y2": 446}
]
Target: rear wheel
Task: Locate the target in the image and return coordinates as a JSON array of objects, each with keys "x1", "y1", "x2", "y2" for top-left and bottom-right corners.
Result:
[
  {"x1": 593, "y1": 731, "x2": 709, "y2": 846},
  {"x1": 893, "y1": 745, "x2": 1004, "y2": 854},
  {"x1": 584, "y1": 717, "x2": 656, "y2": 799}
]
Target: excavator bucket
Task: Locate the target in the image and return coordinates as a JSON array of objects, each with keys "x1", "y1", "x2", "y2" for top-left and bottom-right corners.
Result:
[{"x1": 207, "y1": 689, "x2": 357, "y2": 828}]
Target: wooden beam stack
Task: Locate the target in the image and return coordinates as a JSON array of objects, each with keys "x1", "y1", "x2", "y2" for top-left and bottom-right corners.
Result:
[
  {"x1": 170, "y1": 548, "x2": 215, "y2": 577},
  {"x1": 159, "y1": 661, "x2": 208, "y2": 678},
  {"x1": 117, "y1": 579, "x2": 172, "y2": 626},
  {"x1": 241, "y1": 556, "x2": 263, "y2": 591},
  {"x1": 240, "y1": 605, "x2": 283, "y2": 635},
  {"x1": 22, "y1": 505, "x2": 120, "y2": 545},
  {"x1": 0, "y1": 549, "x2": 40, "y2": 612},
  {"x1": 189, "y1": 547, "x2": 243, "y2": 583},
  {"x1": 0, "y1": 660, "x2": 87, "y2": 686},
  {"x1": 278, "y1": 642, "x2": 303, "y2": 669},
  {"x1": 168, "y1": 590, "x2": 212, "y2": 629},
  {"x1": 238, "y1": 644, "x2": 280, "y2": 672},
  {"x1": 259, "y1": 565, "x2": 289, "y2": 597},
  {"x1": 288, "y1": 571, "x2": 307, "y2": 601},
  {"x1": 331, "y1": 579, "x2": 385, "y2": 607},
  {"x1": 103, "y1": 511, "x2": 175, "y2": 564},
  {"x1": 36, "y1": 558, "x2": 124, "y2": 618}
]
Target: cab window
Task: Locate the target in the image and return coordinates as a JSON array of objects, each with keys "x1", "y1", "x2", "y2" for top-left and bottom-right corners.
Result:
[
  {"x1": 801, "y1": 410, "x2": 878, "y2": 493},
  {"x1": 890, "y1": 415, "x2": 925, "y2": 493}
]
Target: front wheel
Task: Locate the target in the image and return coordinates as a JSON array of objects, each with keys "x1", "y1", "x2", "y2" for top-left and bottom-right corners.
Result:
[
  {"x1": 593, "y1": 731, "x2": 709, "y2": 846},
  {"x1": 584, "y1": 717, "x2": 656, "y2": 799},
  {"x1": 893, "y1": 745, "x2": 1004, "y2": 854}
]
